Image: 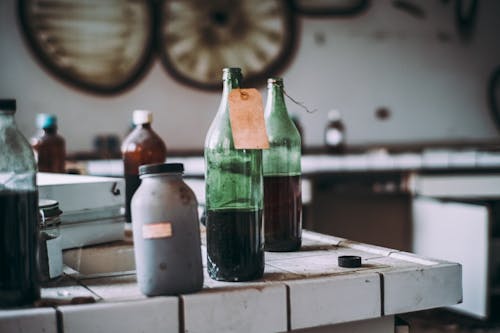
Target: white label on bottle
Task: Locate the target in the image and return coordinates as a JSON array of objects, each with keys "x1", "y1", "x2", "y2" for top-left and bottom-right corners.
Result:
[
  {"x1": 142, "y1": 223, "x2": 173, "y2": 239},
  {"x1": 326, "y1": 130, "x2": 344, "y2": 146},
  {"x1": 47, "y1": 236, "x2": 63, "y2": 278}
]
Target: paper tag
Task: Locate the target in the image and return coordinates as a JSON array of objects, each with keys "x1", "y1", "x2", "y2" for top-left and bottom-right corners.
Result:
[
  {"x1": 142, "y1": 222, "x2": 173, "y2": 239},
  {"x1": 46, "y1": 236, "x2": 63, "y2": 278},
  {"x1": 228, "y1": 89, "x2": 269, "y2": 149}
]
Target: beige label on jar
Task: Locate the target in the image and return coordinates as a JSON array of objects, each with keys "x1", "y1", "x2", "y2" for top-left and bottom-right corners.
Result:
[{"x1": 142, "y1": 222, "x2": 173, "y2": 239}]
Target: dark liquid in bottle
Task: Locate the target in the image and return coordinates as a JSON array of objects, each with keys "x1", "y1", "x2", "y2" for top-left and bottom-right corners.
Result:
[
  {"x1": 0, "y1": 190, "x2": 40, "y2": 307},
  {"x1": 125, "y1": 174, "x2": 141, "y2": 221},
  {"x1": 122, "y1": 124, "x2": 167, "y2": 222},
  {"x1": 206, "y1": 209, "x2": 264, "y2": 281},
  {"x1": 264, "y1": 175, "x2": 302, "y2": 252}
]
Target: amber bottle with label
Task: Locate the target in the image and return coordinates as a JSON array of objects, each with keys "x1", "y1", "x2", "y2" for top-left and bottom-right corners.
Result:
[
  {"x1": 131, "y1": 163, "x2": 203, "y2": 296},
  {"x1": 121, "y1": 110, "x2": 167, "y2": 222},
  {"x1": 31, "y1": 113, "x2": 66, "y2": 173}
]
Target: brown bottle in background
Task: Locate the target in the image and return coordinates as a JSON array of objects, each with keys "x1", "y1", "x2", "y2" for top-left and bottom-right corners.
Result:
[
  {"x1": 324, "y1": 109, "x2": 346, "y2": 154},
  {"x1": 121, "y1": 110, "x2": 167, "y2": 222},
  {"x1": 31, "y1": 113, "x2": 66, "y2": 173}
]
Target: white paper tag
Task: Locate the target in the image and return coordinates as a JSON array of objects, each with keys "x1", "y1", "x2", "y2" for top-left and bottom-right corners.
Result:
[{"x1": 46, "y1": 236, "x2": 63, "y2": 278}]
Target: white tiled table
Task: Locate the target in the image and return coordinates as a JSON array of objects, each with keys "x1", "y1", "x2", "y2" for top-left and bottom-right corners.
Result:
[{"x1": 0, "y1": 231, "x2": 462, "y2": 333}]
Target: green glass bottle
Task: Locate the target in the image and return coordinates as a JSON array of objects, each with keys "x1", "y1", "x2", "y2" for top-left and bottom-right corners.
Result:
[
  {"x1": 204, "y1": 68, "x2": 264, "y2": 281},
  {"x1": 263, "y1": 78, "x2": 302, "y2": 252}
]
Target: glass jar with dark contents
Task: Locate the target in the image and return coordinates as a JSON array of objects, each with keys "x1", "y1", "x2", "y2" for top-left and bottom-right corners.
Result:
[{"x1": 38, "y1": 199, "x2": 63, "y2": 282}]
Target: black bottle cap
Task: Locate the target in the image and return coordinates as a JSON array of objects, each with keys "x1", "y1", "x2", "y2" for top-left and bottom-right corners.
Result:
[
  {"x1": 0, "y1": 99, "x2": 16, "y2": 111},
  {"x1": 338, "y1": 255, "x2": 362, "y2": 268},
  {"x1": 139, "y1": 163, "x2": 184, "y2": 176}
]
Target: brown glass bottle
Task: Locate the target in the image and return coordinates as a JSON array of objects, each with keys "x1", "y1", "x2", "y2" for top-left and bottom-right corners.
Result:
[
  {"x1": 324, "y1": 109, "x2": 346, "y2": 154},
  {"x1": 31, "y1": 114, "x2": 66, "y2": 173},
  {"x1": 121, "y1": 110, "x2": 167, "y2": 222}
]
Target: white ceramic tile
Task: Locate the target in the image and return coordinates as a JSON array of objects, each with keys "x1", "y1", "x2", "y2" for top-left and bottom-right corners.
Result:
[
  {"x1": 383, "y1": 263, "x2": 462, "y2": 315},
  {"x1": 182, "y1": 284, "x2": 287, "y2": 333},
  {"x1": 268, "y1": 253, "x2": 346, "y2": 276},
  {"x1": 288, "y1": 272, "x2": 381, "y2": 329},
  {"x1": 202, "y1": 267, "x2": 301, "y2": 290},
  {"x1": 42, "y1": 283, "x2": 99, "y2": 303},
  {"x1": 0, "y1": 307, "x2": 57, "y2": 333},
  {"x1": 60, "y1": 297, "x2": 178, "y2": 333},
  {"x1": 265, "y1": 248, "x2": 334, "y2": 262},
  {"x1": 268, "y1": 252, "x2": 386, "y2": 277},
  {"x1": 338, "y1": 239, "x2": 396, "y2": 257},
  {"x1": 302, "y1": 230, "x2": 345, "y2": 246},
  {"x1": 79, "y1": 274, "x2": 145, "y2": 301}
]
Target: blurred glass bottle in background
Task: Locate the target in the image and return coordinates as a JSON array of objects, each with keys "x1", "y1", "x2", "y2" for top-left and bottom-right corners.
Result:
[
  {"x1": 31, "y1": 113, "x2": 66, "y2": 173},
  {"x1": 324, "y1": 109, "x2": 346, "y2": 154},
  {"x1": 121, "y1": 110, "x2": 167, "y2": 222},
  {"x1": 263, "y1": 78, "x2": 302, "y2": 252},
  {"x1": 204, "y1": 68, "x2": 264, "y2": 281},
  {"x1": 0, "y1": 99, "x2": 40, "y2": 307}
]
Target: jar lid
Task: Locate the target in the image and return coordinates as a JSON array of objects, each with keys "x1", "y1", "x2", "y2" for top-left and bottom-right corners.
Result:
[
  {"x1": 39, "y1": 199, "x2": 63, "y2": 218},
  {"x1": 338, "y1": 255, "x2": 361, "y2": 268},
  {"x1": 139, "y1": 163, "x2": 184, "y2": 176},
  {"x1": 0, "y1": 99, "x2": 16, "y2": 111}
]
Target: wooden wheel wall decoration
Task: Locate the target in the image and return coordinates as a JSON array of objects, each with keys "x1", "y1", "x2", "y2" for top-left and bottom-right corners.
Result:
[
  {"x1": 18, "y1": 0, "x2": 156, "y2": 95},
  {"x1": 157, "y1": 0, "x2": 297, "y2": 90},
  {"x1": 18, "y1": 0, "x2": 297, "y2": 94}
]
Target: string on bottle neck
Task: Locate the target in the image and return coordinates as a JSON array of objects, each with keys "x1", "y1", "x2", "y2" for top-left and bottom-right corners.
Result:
[{"x1": 281, "y1": 87, "x2": 317, "y2": 114}]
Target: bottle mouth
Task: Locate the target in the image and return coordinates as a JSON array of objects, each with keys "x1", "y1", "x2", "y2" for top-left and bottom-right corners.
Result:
[
  {"x1": 222, "y1": 67, "x2": 243, "y2": 80},
  {"x1": 267, "y1": 77, "x2": 284, "y2": 87},
  {"x1": 222, "y1": 67, "x2": 242, "y2": 73},
  {"x1": 0, "y1": 99, "x2": 16, "y2": 113}
]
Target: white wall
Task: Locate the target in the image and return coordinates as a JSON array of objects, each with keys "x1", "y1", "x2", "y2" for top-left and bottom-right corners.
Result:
[{"x1": 1, "y1": 0, "x2": 500, "y2": 153}]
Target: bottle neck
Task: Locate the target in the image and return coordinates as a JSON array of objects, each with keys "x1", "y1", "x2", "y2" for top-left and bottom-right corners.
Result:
[
  {"x1": 137, "y1": 123, "x2": 152, "y2": 129},
  {"x1": 265, "y1": 82, "x2": 288, "y2": 118},
  {"x1": 221, "y1": 70, "x2": 242, "y2": 106},
  {"x1": 43, "y1": 126, "x2": 58, "y2": 135}
]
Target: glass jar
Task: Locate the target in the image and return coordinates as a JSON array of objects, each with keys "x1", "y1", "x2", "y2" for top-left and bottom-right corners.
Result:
[
  {"x1": 38, "y1": 199, "x2": 63, "y2": 282},
  {"x1": 0, "y1": 99, "x2": 40, "y2": 307},
  {"x1": 131, "y1": 163, "x2": 203, "y2": 296}
]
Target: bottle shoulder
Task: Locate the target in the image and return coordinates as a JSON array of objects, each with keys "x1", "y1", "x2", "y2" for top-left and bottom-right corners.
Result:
[
  {"x1": 266, "y1": 115, "x2": 301, "y2": 144},
  {"x1": 204, "y1": 106, "x2": 232, "y2": 150},
  {"x1": 122, "y1": 127, "x2": 167, "y2": 153},
  {"x1": 32, "y1": 133, "x2": 65, "y2": 146},
  {"x1": 1, "y1": 127, "x2": 37, "y2": 172}
]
